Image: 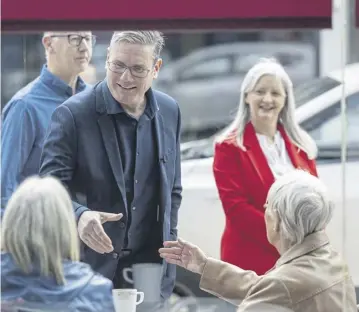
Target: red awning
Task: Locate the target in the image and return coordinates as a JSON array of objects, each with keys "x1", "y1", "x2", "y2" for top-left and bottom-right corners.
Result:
[{"x1": 2, "y1": 0, "x2": 332, "y2": 31}]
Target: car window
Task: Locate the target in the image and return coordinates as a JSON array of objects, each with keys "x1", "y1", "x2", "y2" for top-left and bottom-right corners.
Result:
[
  {"x1": 181, "y1": 92, "x2": 359, "y2": 161},
  {"x1": 234, "y1": 54, "x2": 273, "y2": 73},
  {"x1": 307, "y1": 92, "x2": 359, "y2": 148},
  {"x1": 274, "y1": 52, "x2": 303, "y2": 66},
  {"x1": 233, "y1": 51, "x2": 303, "y2": 74},
  {"x1": 178, "y1": 57, "x2": 231, "y2": 81},
  {"x1": 293, "y1": 76, "x2": 341, "y2": 107}
]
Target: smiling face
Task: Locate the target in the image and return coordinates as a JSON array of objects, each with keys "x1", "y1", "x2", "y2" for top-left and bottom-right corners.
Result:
[
  {"x1": 106, "y1": 41, "x2": 162, "y2": 108},
  {"x1": 245, "y1": 74, "x2": 286, "y2": 125}
]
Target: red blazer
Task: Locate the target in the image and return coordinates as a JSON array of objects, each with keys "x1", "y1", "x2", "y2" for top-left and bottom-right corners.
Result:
[{"x1": 213, "y1": 123, "x2": 318, "y2": 275}]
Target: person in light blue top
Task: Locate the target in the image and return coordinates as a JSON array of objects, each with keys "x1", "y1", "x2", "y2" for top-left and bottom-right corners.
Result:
[
  {"x1": 1, "y1": 175, "x2": 116, "y2": 312},
  {"x1": 1, "y1": 31, "x2": 95, "y2": 209}
]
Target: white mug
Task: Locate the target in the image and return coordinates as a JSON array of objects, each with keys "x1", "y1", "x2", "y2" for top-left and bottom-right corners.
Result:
[
  {"x1": 122, "y1": 263, "x2": 163, "y2": 303},
  {"x1": 112, "y1": 289, "x2": 144, "y2": 312}
]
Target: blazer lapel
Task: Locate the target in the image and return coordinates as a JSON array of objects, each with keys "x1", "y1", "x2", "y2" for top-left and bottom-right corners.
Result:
[
  {"x1": 279, "y1": 125, "x2": 306, "y2": 170},
  {"x1": 96, "y1": 86, "x2": 127, "y2": 212},
  {"x1": 244, "y1": 123, "x2": 275, "y2": 190},
  {"x1": 153, "y1": 111, "x2": 168, "y2": 221}
]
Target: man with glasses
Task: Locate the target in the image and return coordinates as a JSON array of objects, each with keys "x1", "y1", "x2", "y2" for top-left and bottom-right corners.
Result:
[
  {"x1": 1, "y1": 31, "x2": 94, "y2": 210},
  {"x1": 39, "y1": 31, "x2": 182, "y2": 303}
]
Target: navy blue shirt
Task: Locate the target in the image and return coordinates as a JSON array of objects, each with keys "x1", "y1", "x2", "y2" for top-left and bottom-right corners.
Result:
[
  {"x1": 1, "y1": 65, "x2": 87, "y2": 208},
  {"x1": 101, "y1": 81, "x2": 161, "y2": 253}
]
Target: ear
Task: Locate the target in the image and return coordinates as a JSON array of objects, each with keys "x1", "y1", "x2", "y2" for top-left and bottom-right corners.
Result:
[
  {"x1": 42, "y1": 35, "x2": 54, "y2": 54},
  {"x1": 153, "y1": 58, "x2": 163, "y2": 79},
  {"x1": 273, "y1": 211, "x2": 281, "y2": 233},
  {"x1": 106, "y1": 47, "x2": 110, "y2": 61}
]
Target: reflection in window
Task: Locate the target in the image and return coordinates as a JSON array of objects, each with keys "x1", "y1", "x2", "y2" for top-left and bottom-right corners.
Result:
[
  {"x1": 233, "y1": 52, "x2": 299, "y2": 74},
  {"x1": 293, "y1": 76, "x2": 341, "y2": 107},
  {"x1": 309, "y1": 92, "x2": 359, "y2": 146},
  {"x1": 274, "y1": 52, "x2": 302, "y2": 66},
  {"x1": 234, "y1": 54, "x2": 268, "y2": 73},
  {"x1": 179, "y1": 57, "x2": 231, "y2": 80}
]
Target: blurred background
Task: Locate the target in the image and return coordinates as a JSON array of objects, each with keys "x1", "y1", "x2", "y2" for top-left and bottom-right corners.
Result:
[{"x1": 2, "y1": 27, "x2": 359, "y2": 142}]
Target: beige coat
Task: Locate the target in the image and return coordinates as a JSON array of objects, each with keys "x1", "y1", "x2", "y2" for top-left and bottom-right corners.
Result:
[{"x1": 199, "y1": 231, "x2": 357, "y2": 311}]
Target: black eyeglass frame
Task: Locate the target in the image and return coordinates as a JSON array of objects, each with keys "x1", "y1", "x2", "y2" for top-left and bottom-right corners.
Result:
[
  {"x1": 106, "y1": 61, "x2": 155, "y2": 78},
  {"x1": 49, "y1": 34, "x2": 97, "y2": 47}
]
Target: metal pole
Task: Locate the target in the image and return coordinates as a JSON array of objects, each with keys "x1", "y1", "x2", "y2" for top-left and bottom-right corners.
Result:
[
  {"x1": 339, "y1": 0, "x2": 348, "y2": 262},
  {"x1": 335, "y1": 0, "x2": 349, "y2": 309}
]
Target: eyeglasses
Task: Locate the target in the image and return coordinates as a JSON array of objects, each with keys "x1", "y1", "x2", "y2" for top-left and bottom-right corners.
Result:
[
  {"x1": 107, "y1": 61, "x2": 151, "y2": 78},
  {"x1": 50, "y1": 34, "x2": 96, "y2": 47}
]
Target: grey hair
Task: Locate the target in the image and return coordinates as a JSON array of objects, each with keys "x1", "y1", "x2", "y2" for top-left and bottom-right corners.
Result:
[
  {"x1": 267, "y1": 170, "x2": 334, "y2": 245},
  {"x1": 1, "y1": 176, "x2": 79, "y2": 285},
  {"x1": 109, "y1": 30, "x2": 165, "y2": 60},
  {"x1": 216, "y1": 58, "x2": 317, "y2": 159}
]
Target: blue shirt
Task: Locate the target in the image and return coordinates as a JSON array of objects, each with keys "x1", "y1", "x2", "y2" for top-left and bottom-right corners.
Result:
[{"x1": 1, "y1": 65, "x2": 87, "y2": 208}]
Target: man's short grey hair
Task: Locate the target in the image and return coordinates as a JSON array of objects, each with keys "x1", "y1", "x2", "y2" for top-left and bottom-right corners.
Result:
[
  {"x1": 110, "y1": 30, "x2": 165, "y2": 60},
  {"x1": 1, "y1": 176, "x2": 79, "y2": 285},
  {"x1": 267, "y1": 170, "x2": 334, "y2": 245}
]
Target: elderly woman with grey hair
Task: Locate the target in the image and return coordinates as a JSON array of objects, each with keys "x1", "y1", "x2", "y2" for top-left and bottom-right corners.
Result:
[
  {"x1": 159, "y1": 170, "x2": 357, "y2": 312},
  {"x1": 1, "y1": 176, "x2": 116, "y2": 312}
]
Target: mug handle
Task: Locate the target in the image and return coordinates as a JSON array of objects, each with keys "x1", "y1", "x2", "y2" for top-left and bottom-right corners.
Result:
[
  {"x1": 122, "y1": 268, "x2": 134, "y2": 284},
  {"x1": 136, "y1": 291, "x2": 144, "y2": 305}
]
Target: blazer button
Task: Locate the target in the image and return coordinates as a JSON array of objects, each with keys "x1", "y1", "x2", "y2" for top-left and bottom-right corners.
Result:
[
  {"x1": 119, "y1": 222, "x2": 125, "y2": 229},
  {"x1": 112, "y1": 252, "x2": 119, "y2": 259}
]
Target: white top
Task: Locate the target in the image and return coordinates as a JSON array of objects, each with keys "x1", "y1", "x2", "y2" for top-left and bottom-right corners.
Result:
[{"x1": 256, "y1": 131, "x2": 295, "y2": 179}]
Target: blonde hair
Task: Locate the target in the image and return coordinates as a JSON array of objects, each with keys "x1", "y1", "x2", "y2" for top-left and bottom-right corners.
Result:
[
  {"x1": 1, "y1": 176, "x2": 79, "y2": 285},
  {"x1": 216, "y1": 58, "x2": 317, "y2": 159}
]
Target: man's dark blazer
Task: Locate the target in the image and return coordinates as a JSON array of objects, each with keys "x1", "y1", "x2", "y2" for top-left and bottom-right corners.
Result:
[{"x1": 39, "y1": 81, "x2": 182, "y2": 299}]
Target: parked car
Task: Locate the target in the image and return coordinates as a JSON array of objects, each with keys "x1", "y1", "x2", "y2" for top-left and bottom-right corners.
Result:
[
  {"x1": 174, "y1": 63, "x2": 359, "y2": 302},
  {"x1": 154, "y1": 42, "x2": 316, "y2": 139}
]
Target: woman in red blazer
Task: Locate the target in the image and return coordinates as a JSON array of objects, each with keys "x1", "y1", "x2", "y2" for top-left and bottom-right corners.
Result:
[{"x1": 213, "y1": 58, "x2": 318, "y2": 275}]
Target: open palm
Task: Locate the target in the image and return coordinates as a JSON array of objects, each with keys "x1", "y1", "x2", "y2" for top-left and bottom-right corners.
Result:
[{"x1": 159, "y1": 238, "x2": 208, "y2": 274}]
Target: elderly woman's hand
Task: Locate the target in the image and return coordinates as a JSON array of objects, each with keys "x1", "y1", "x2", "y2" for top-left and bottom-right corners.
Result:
[{"x1": 159, "y1": 238, "x2": 208, "y2": 275}]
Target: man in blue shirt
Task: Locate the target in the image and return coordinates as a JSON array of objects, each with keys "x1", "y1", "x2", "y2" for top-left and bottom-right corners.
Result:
[{"x1": 1, "y1": 31, "x2": 95, "y2": 209}]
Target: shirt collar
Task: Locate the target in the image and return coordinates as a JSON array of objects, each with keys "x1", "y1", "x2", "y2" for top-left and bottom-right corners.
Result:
[
  {"x1": 102, "y1": 80, "x2": 157, "y2": 119},
  {"x1": 39, "y1": 64, "x2": 87, "y2": 97}
]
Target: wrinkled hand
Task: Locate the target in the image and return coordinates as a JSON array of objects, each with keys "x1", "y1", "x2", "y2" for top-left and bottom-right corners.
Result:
[
  {"x1": 78, "y1": 210, "x2": 123, "y2": 254},
  {"x1": 159, "y1": 238, "x2": 208, "y2": 275}
]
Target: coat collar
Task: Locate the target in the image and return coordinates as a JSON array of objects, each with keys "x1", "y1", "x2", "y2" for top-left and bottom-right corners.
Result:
[
  {"x1": 95, "y1": 82, "x2": 165, "y2": 217},
  {"x1": 39, "y1": 64, "x2": 87, "y2": 97},
  {"x1": 98, "y1": 80, "x2": 158, "y2": 119},
  {"x1": 243, "y1": 122, "x2": 307, "y2": 191},
  {"x1": 243, "y1": 122, "x2": 275, "y2": 191},
  {"x1": 275, "y1": 231, "x2": 330, "y2": 267},
  {"x1": 95, "y1": 80, "x2": 159, "y2": 117}
]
